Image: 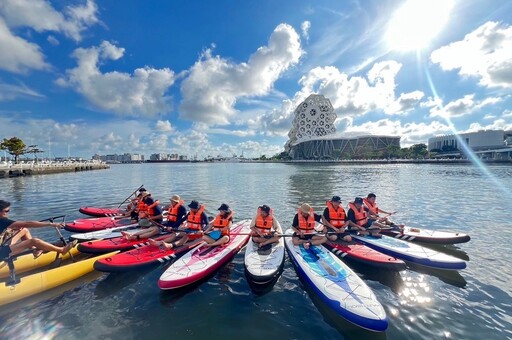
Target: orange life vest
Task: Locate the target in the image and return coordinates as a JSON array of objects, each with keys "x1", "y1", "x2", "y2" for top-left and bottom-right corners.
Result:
[
  {"x1": 255, "y1": 208, "x2": 274, "y2": 234},
  {"x1": 167, "y1": 200, "x2": 185, "y2": 222},
  {"x1": 187, "y1": 205, "x2": 205, "y2": 230},
  {"x1": 297, "y1": 207, "x2": 316, "y2": 232},
  {"x1": 145, "y1": 200, "x2": 159, "y2": 216},
  {"x1": 213, "y1": 211, "x2": 234, "y2": 236},
  {"x1": 326, "y1": 201, "x2": 346, "y2": 227},
  {"x1": 137, "y1": 199, "x2": 146, "y2": 213},
  {"x1": 363, "y1": 198, "x2": 379, "y2": 215},
  {"x1": 348, "y1": 202, "x2": 368, "y2": 226}
]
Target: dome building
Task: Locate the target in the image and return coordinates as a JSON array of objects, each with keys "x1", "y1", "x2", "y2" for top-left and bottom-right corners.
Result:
[{"x1": 284, "y1": 94, "x2": 400, "y2": 160}]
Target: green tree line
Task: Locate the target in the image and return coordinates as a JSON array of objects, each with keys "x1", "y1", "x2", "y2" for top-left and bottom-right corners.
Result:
[{"x1": 0, "y1": 136, "x2": 44, "y2": 164}]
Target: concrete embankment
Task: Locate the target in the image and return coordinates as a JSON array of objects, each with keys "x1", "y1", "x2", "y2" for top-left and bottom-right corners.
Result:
[{"x1": 0, "y1": 163, "x2": 110, "y2": 178}]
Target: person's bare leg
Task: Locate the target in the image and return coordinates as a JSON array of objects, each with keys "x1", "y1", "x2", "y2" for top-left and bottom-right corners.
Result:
[{"x1": 9, "y1": 238, "x2": 73, "y2": 257}]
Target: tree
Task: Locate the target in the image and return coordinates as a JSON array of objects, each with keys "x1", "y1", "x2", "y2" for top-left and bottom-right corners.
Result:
[
  {"x1": 26, "y1": 145, "x2": 45, "y2": 163},
  {"x1": 410, "y1": 143, "x2": 428, "y2": 158},
  {"x1": 0, "y1": 137, "x2": 26, "y2": 164}
]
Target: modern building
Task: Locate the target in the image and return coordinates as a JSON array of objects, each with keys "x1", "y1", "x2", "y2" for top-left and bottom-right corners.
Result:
[
  {"x1": 284, "y1": 94, "x2": 400, "y2": 160},
  {"x1": 427, "y1": 130, "x2": 509, "y2": 151}
]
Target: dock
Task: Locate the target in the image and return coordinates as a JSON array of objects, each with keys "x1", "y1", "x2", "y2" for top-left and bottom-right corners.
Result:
[{"x1": 0, "y1": 161, "x2": 110, "y2": 178}]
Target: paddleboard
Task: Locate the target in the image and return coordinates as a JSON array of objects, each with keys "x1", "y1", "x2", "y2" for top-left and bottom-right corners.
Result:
[
  {"x1": 325, "y1": 241, "x2": 406, "y2": 271},
  {"x1": 79, "y1": 206, "x2": 124, "y2": 217},
  {"x1": 70, "y1": 226, "x2": 142, "y2": 241},
  {"x1": 77, "y1": 232, "x2": 173, "y2": 254},
  {"x1": 284, "y1": 229, "x2": 388, "y2": 332},
  {"x1": 0, "y1": 250, "x2": 118, "y2": 307},
  {"x1": 94, "y1": 238, "x2": 203, "y2": 272},
  {"x1": 380, "y1": 226, "x2": 470, "y2": 244},
  {"x1": 352, "y1": 234, "x2": 467, "y2": 270},
  {"x1": 158, "y1": 220, "x2": 251, "y2": 290},
  {"x1": 64, "y1": 216, "x2": 136, "y2": 233},
  {"x1": 244, "y1": 219, "x2": 285, "y2": 283}
]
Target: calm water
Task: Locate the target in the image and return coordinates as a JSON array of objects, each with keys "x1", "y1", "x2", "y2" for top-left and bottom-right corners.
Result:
[{"x1": 1, "y1": 163, "x2": 511, "y2": 339}]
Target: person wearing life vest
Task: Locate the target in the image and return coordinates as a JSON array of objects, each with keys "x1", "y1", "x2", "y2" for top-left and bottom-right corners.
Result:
[
  {"x1": 165, "y1": 194, "x2": 187, "y2": 229},
  {"x1": 149, "y1": 200, "x2": 208, "y2": 250},
  {"x1": 0, "y1": 200, "x2": 76, "y2": 261},
  {"x1": 322, "y1": 196, "x2": 352, "y2": 242},
  {"x1": 347, "y1": 197, "x2": 381, "y2": 236},
  {"x1": 203, "y1": 203, "x2": 234, "y2": 247},
  {"x1": 121, "y1": 191, "x2": 164, "y2": 241},
  {"x1": 291, "y1": 203, "x2": 327, "y2": 249},
  {"x1": 250, "y1": 204, "x2": 281, "y2": 249},
  {"x1": 364, "y1": 193, "x2": 403, "y2": 230}
]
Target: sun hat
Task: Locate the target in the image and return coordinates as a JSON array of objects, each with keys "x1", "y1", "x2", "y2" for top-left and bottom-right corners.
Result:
[
  {"x1": 170, "y1": 194, "x2": 181, "y2": 203},
  {"x1": 299, "y1": 203, "x2": 312, "y2": 214}
]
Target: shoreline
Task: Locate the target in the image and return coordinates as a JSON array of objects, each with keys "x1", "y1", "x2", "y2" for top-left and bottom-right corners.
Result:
[
  {"x1": 0, "y1": 162, "x2": 110, "y2": 178},
  {"x1": 144, "y1": 159, "x2": 512, "y2": 165}
]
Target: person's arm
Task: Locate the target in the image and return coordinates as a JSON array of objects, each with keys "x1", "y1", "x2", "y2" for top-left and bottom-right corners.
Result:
[
  {"x1": 291, "y1": 214, "x2": 302, "y2": 235},
  {"x1": 272, "y1": 216, "x2": 281, "y2": 232},
  {"x1": 314, "y1": 213, "x2": 325, "y2": 232},
  {"x1": 322, "y1": 208, "x2": 335, "y2": 230},
  {"x1": 250, "y1": 215, "x2": 264, "y2": 236},
  {"x1": 176, "y1": 213, "x2": 189, "y2": 229},
  {"x1": 347, "y1": 210, "x2": 365, "y2": 231},
  {"x1": 201, "y1": 213, "x2": 209, "y2": 230},
  {"x1": 9, "y1": 220, "x2": 61, "y2": 229}
]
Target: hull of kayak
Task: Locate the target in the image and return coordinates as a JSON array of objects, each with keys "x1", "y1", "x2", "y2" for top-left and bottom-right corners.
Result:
[
  {"x1": 352, "y1": 235, "x2": 466, "y2": 270},
  {"x1": 78, "y1": 232, "x2": 172, "y2": 254},
  {"x1": 158, "y1": 220, "x2": 251, "y2": 290},
  {"x1": 244, "y1": 221, "x2": 285, "y2": 283},
  {"x1": 94, "y1": 239, "x2": 203, "y2": 272},
  {"x1": 70, "y1": 226, "x2": 143, "y2": 241},
  {"x1": 64, "y1": 217, "x2": 136, "y2": 233},
  {"x1": 324, "y1": 241, "x2": 406, "y2": 271},
  {"x1": 380, "y1": 226, "x2": 470, "y2": 244},
  {"x1": 0, "y1": 246, "x2": 80, "y2": 278},
  {"x1": 284, "y1": 229, "x2": 388, "y2": 332},
  {"x1": 79, "y1": 206, "x2": 124, "y2": 217},
  {"x1": 0, "y1": 251, "x2": 117, "y2": 306}
]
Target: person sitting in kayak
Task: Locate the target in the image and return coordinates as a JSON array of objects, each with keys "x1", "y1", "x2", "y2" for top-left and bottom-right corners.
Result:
[
  {"x1": 149, "y1": 200, "x2": 208, "y2": 250},
  {"x1": 202, "y1": 203, "x2": 233, "y2": 247},
  {"x1": 363, "y1": 193, "x2": 403, "y2": 231},
  {"x1": 250, "y1": 204, "x2": 281, "y2": 249},
  {"x1": 347, "y1": 197, "x2": 381, "y2": 237},
  {"x1": 0, "y1": 200, "x2": 76, "y2": 261},
  {"x1": 322, "y1": 196, "x2": 352, "y2": 243},
  {"x1": 165, "y1": 194, "x2": 187, "y2": 229},
  {"x1": 291, "y1": 203, "x2": 327, "y2": 250},
  {"x1": 121, "y1": 191, "x2": 163, "y2": 241},
  {"x1": 115, "y1": 187, "x2": 151, "y2": 222}
]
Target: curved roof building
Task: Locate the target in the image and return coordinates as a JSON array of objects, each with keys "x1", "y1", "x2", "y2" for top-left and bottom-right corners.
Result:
[{"x1": 285, "y1": 94, "x2": 400, "y2": 160}]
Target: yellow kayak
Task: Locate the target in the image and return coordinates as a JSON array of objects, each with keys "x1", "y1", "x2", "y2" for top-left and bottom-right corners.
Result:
[
  {"x1": 0, "y1": 247, "x2": 80, "y2": 278},
  {"x1": 0, "y1": 250, "x2": 118, "y2": 307}
]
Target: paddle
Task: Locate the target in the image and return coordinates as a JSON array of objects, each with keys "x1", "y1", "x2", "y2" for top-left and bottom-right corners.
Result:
[
  {"x1": 39, "y1": 215, "x2": 76, "y2": 268},
  {"x1": 117, "y1": 184, "x2": 144, "y2": 208}
]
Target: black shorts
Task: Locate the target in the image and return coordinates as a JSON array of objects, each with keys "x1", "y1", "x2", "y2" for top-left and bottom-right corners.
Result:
[
  {"x1": 0, "y1": 245, "x2": 12, "y2": 259},
  {"x1": 332, "y1": 232, "x2": 352, "y2": 240}
]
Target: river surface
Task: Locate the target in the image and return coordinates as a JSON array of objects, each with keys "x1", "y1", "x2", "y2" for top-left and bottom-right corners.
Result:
[{"x1": 0, "y1": 162, "x2": 511, "y2": 339}]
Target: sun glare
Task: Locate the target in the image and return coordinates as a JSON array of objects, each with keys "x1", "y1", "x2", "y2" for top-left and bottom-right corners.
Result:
[{"x1": 387, "y1": 0, "x2": 454, "y2": 51}]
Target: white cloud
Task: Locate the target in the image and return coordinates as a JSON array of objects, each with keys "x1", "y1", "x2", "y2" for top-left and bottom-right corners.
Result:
[
  {"x1": 155, "y1": 120, "x2": 174, "y2": 132},
  {"x1": 0, "y1": 81, "x2": 44, "y2": 101},
  {"x1": 179, "y1": 23, "x2": 303, "y2": 125},
  {"x1": 464, "y1": 119, "x2": 512, "y2": 133},
  {"x1": 431, "y1": 21, "x2": 512, "y2": 88},
  {"x1": 57, "y1": 41, "x2": 176, "y2": 117},
  {"x1": 429, "y1": 94, "x2": 502, "y2": 118},
  {"x1": 385, "y1": 90, "x2": 424, "y2": 115},
  {"x1": 0, "y1": 0, "x2": 99, "y2": 41},
  {"x1": 47, "y1": 35, "x2": 59, "y2": 46},
  {"x1": 301, "y1": 21, "x2": 311, "y2": 40},
  {"x1": 0, "y1": 18, "x2": 50, "y2": 73}
]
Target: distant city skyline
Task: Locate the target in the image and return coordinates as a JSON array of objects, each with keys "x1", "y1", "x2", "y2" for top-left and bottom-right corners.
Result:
[{"x1": 1, "y1": 0, "x2": 511, "y2": 159}]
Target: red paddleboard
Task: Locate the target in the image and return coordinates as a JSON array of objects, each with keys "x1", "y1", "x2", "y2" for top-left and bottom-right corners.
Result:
[
  {"x1": 158, "y1": 220, "x2": 251, "y2": 290},
  {"x1": 64, "y1": 217, "x2": 136, "y2": 233},
  {"x1": 94, "y1": 239, "x2": 203, "y2": 272},
  {"x1": 325, "y1": 241, "x2": 406, "y2": 271},
  {"x1": 79, "y1": 206, "x2": 125, "y2": 217},
  {"x1": 78, "y1": 233, "x2": 170, "y2": 254}
]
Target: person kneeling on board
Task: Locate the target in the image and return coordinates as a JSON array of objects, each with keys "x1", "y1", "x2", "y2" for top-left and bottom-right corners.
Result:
[
  {"x1": 347, "y1": 197, "x2": 381, "y2": 237},
  {"x1": 0, "y1": 200, "x2": 76, "y2": 261},
  {"x1": 202, "y1": 203, "x2": 233, "y2": 247},
  {"x1": 322, "y1": 196, "x2": 352, "y2": 243},
  {"x1": 250, "y1": 205, "x2": 281, "y2": 249},
  {"x1": 291, "y1": 203, "x2": 327, "y2": 250},
  {"x1": 149, "y1": 200, "x2": 208, "y2": 249},
  {"x1": 121, "y1": 191, "x2": 163, "y2": 241}
]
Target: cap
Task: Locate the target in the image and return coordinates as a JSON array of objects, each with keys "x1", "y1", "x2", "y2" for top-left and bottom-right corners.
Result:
[
  {"x1": 354, "y1": 197, "x2": 363, "y2": 204},
  {"x1": 258, "y1": 205, "x2": 271, "y2": 214},
  {"x1": 217, "y1": 203, "x2": 230, "y2": 211},
  {"x1": 300, "y1": 203, "x2": 312, "y2": 214},
  {"x1": 170, "y1": 194, "x2": 181, "y2": 203},
  {"x1": 188, "y1": 200, "x2": 200, "y2": 209},
  {"x1": 331, "y1": 196, "x2": 341, "y2": 202},
  {"x1": 139, "y1": 187, "x2": 147, "y2": 192},
  {"x1": 141, "y1": 191, "x2": 151, "y2": 198}
]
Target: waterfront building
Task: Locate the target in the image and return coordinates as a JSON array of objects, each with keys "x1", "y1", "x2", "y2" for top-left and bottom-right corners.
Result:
[{"x1": 284, "y1": 94, "x2": 400, "y2": 160}]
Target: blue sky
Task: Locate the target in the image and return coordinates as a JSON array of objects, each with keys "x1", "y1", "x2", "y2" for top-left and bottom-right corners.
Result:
[{"x1": 1, "y1": 0, "x2": 511, "y2": 159}]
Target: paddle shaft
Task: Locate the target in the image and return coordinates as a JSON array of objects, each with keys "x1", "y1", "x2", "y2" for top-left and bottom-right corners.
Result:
[{"x1": 117, "y1": 184, "x2": 144, "y2": 208}]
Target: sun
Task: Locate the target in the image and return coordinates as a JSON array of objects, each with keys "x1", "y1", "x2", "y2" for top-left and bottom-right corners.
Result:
[{"x1": 386, "y1": 0, "x2": 454, "y2": 51}]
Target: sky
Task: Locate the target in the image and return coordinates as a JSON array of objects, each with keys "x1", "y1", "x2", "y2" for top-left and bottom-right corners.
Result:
[{"x1": 1, "y1": 0, "x2": 511, "y2": 159}]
